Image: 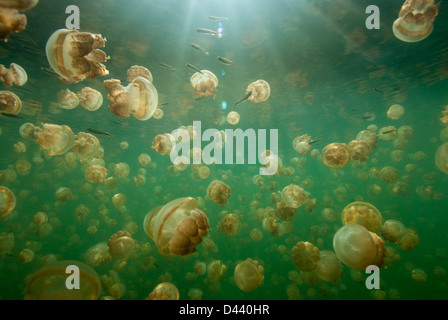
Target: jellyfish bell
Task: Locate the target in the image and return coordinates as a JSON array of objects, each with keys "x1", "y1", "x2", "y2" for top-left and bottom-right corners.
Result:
[
  {"x1": 315, "y1": 250, "x2": 343, "y2": 282},
  {"x1": 217, "y1": 213, "x2": 241, "y2": 235},
  {"x1": 0, "y1": 90, "x2": 21, "y2": 114},
  {"x1": 291, "y1": 241, "x2": 320, "y2": 272},
  {"x1": 380, "y1": 219, "x2": 406, "y2": 243},
  {"x1": 104, "y1": 76, "x2": 158, "y2": 120},
  {"x1": 0, "y1": 0, "x2": 39, "y2": 11},
  {"x1": 152, "y1": 133, "x2": 175, "y2": 155},
  {"x1": 281, "y1": 184, "x2": 310, "y2": 208},
  {"x1": 0, "y1": 63, "x2": 27, "y2": 86},
  {"x1": 77, "y1": 87, "x2": 103, "y2": 111},
  {"x1": 127, "y1": 65, "x2": 153, "y2": 83},
  {"x1": 143, "y1": 197, "x2": 210, "y2": 256},
  {"x1": 246, "y1": 79, "x2": 270, "y2": 103},
  {"x1": 35, "y1": 123, "x2": 75, "y2": 155},
  {"x1": 56, "y1": 89, "x2": 79, "y2": 110},
  {"x1": 25, "y1": 260, "x2": 101, "y2": 300},
  {"x1": 341, "y1": 201, "x2": 383, "y2": 232},
  {"x1": 393, "y1": 0, "x2": 440, "y2": 43},
  {"x1": 435, "y1": 142, "x2": 448, "y2": 175},
  {"x1": 108, "y1": 230, "x2": 135, "y2": 260},
  {"x1": 321, "y1": 143, "x2": 351, "y2": 169},
  {"x1": 234, "y1": 258, "x2": 264, "y2": 292},
  {"x1": 348, "y1": 140, "x2": 371, "y2": 162},
  {"x1": 207, "y1": 180, "x2": 231, "y2": 206},
  {"x1": 45, "y1": 28, "x2": 109, "y2": 83},
  {"x1": 190, "y1": 70, "x2": 218, "y2": 98},
  {"x1": 72, "y1": 132, "x2": 100, "y2": 158},
  {"x1": 387, "y1": 104, "x2": 405, "y2": 120},
  {"x1": 0, "y1": 186, "x2": 16, "y2": 217},
  {"x1": 147, "y1": 282, "x2": 179, "y2": 300}
]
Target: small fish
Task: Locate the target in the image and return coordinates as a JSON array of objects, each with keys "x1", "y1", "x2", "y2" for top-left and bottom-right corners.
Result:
[
  {"x1": 87, "y1": 128, "x2": 114, "y2": 137},
  {"x1": 362, "y1": 115, "x2": 373, "y2": 120},
  {"x1": 217, "y1": 56, "x2": 233, "y2": 65},
  {"x1": 112, "y1": 120, "x2": 128, "y2": 128},
  {"x1": 158, "y1": 102, "x2": 169, "y2": 108},
  {"x1": 0, "y1": 112, "x2": 24, "y2": 120},
  {"x1": 374, "y1": 88, "x2": 384, "y2": 94},
  {"x1": 382, "y1": 129, "x2": 397, "y2": 135},
  {"x1": 196, "y1": 28, "x2": 219, "y2": 35},
  {"x1": 158, "y1": 62, "x2": 176, "y2": 71},
  {"x1": 186, "y1": 63, "x2": 203, "y2": 74},
  {"x1": 234, "y1": 91, "x2": 252, "y2": 107},
  {"x1": 191, "y1": 43, "x2": 209, "y2": 55},
  {"x1": 154, "y1": 263, "x2": 160, "y2": 268},
  {"x1": 309, "y1": 138, "x2": 323, "y2": 145},
  {"x1": 208, "y1": 16, "x2": 229, "y2": 21}
]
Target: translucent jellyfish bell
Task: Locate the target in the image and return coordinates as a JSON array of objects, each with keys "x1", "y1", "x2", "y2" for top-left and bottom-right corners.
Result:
[
  {"x1": 341, "y1": 201, "x2": 383, "y2": 232},
  {"x1": 104, "y1": 76, "x2": 158, "y2": 120},
  {"x1": 190, "y1": 70, "x2": 218, "y2": 98},
  {"x1": 234, "y1": 258, "x2": 264, "y2": 292},
  {"x1": 435, "y1": 142, "x2": 448, "y2": 174},
  {"x1": 393, "y1": 0, "x2": 440, "y2": 43},
  {"x1": 77, "y1": 87, "x2": 103, "y2": 111},
  {"x1": 57, "y1": 89, "x2": 79, "y2": 110},
  {"x1": 207, "y1": 180, "x2": 231, "y2": 206},
  {"x1": 147, "y1": 282, "x2": 179, "y2": 300},
  {"x1": 0, "y1": 63, "x2": 27, "y2": 86},
  {"x1": 247, "y1": 80, "x2": 270, "y2": 103},
  {"x1": 281, "y1": 184, "x2": 310, "y2": 208},
  {"x1": 0, "y1": 186, "x2": 16, "y2": 217},
  {"x1": 0, "y1": 91, "x2": 22, "y2": 114},
  {"x1": 0, "y1": 0, "x2": 39, "y2": 11},
  {"x1": 291, "y1": 241, "x2": 320, "y2": 272},
  {"x1": 143, "y1": 197, "x2": 210, "y2": 256},
  {"x1": 321, "y1": 143, "x2": 351, "y2": 169},
  {"x1": 45, "y1": 29, "x2": 109, "y2": 83},
  {"x1": 25, "y1": 260, "x2": 101, "y2": 300},
  {"x1": 35, "y1": 123, "x2": 75, "y2": 155},
  {"x1": 127, "y1": 65, "x2": 153, "y2": 83}
]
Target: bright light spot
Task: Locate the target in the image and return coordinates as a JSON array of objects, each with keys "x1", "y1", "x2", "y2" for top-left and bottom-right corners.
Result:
[{"x1": 221, "y1": 101, "x2": 227, "y2": 110}]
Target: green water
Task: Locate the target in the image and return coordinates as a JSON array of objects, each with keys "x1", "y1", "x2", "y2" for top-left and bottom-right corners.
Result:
[{"x1": 0, "y1": 0, "x2": 448, "y2": 300}]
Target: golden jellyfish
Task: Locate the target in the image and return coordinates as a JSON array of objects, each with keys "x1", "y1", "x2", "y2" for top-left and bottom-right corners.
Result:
[
  {"x1": 356, "y1": 130, "x2": 378, "y2": 151},
  {"x1": 315, "y1": 250, "x2": 343, "y2": 282},
  {"x1": 293, "y1": 135, "x2": 311, "y2": 155},
  {"x1": 85, "y1": 242, "x2": 111, "y2": 267},
  {"x1": 380, "y1": 166, "x2": 399, "y2": 183},
  {"x1": 25, "y1": 260, "x2": 100, "y2": 300},
  {"x1": 321, "y1": 143, "x2": 351, "y2": 169},
  {"x1": 0, "y1": 63, "x2": 27, "y2": 86},
  {"x1": 411, "y1": 268, "x2": 427, "y2": 283},
  {"x1": 188, "y1": 288, "x2": 203, "y2": 300},
  {"x1": 55, "y1": 187, "x2": 72, "y2": 202},
  {"x1": 18, "y1": 248, "x2": 34, "y2": 263},
  {"x1": 387, "y1": 104, "x2": 405, "y2": 120},
  {"x1": 234, "y1": 258, "x2": 264, "y2": 292},
  {"x1": 333, "y1": 224, "x2": 384, "y2": 270},
  {"x1": 193, "y1": 261, "x2": 207, "y2": 275},
  {"x1": 33, "y1": 211, "x2": 48, "y2": 225},
  {"x1": 207, "y1": 180, "x2": 231, "y2": 206},
  {"x1": 341, "y1": 201, "x2": 383, "y2": 232},
  {"x1": 153, "y1": 108, "x2": 164, "y2": 119},
  {"x1": 291, "y1": 241, "x2": 320, "y2": 272},
  {"x1": 112, "y1": 193, "x2": 126, "y2": 208},
  {"x1": 127, "y1": 65, "x2": 153, "y2": 83},
  {"x1": 143, "y1": 197, "x2": 210, "y2": 256},
  {"x1": 24, "y1": 123, "x2": 75, "y2": 155},
  {"x1": 138, "y1": 153, "x2": 151, "y2": 167},
  {"x1": 104, "y1": 76, "x2": 158, "y2": 120},
  {"x1": 247, "y1": 80, "x2": 270, "y2": 103},
  {"x1": 250, "y1": 228, "x2": 263, "y2": 242},
  {"x1": 380, "y1": 219, "x2": 406, "y2": 243},
  {"x1": 441, "y1": 106, "x2": 448, "y2": 124},
  {"x1": 0, "y1": 90, "x2": 21, "y2": 114},
  {"x1": 227, "y1": 111, "x2": 240, "y2": 125},
  {"x1": 393, "y1": 0, "x2": 440, "y2": 43},
  {"x1": 107, "y1": 230, "x2": 135, "y2": 260},
  {"x1": 217, "y1": 213, "x2": 241, "y2": 235},
  {"x1": 207, "y1": 260, "x2": 227, "y2": 282},
  {"x1": 274, "y1": 200, "x2": 298, "y2": 221},
  {"x1": 56, "y1": 89, "x2": 79, "y2": 110},
  {"x1": 77, "y1": 87, "x2": 103, "y2": 111},
  {"x1": 152, "y1": 133, "x2": 175, "y2": 155},
  {"x1": 0, "y1": 186, "x2": 16, "y2": 217},
  {"x1": 45, "y1": 29, "x2": 109, "y2": 83},
  {"x1": 120, "y1": 141, "x2": 129, "y2": 150},
  {"x1": 113, "y1": 162, "x2": 130, "y2": 178},
  {"x1": 322, "y1": 208, "x2": 337, "y2": 222},
  {"x1": 348, "y1": 140, "x2": 371, "y2": 162},
  {"x1": 85, "y1": 164, "x2": 107, "y2": 184},
  {"x1": 435, "y1": 142, "x2": 448, "y2": 174},
  {"x1": 0, "y1": 232, "x2": 14, "y2": 254},
  {"x1": 281, "y1": 184, "x2": 310, "y2": 208},
  {"x1": 72, "y1": 132, "x2": 100, "y2": 158},
  {"x1": 190, "y1": 70, "x2": 218, "y2": 99},
  {"x1": 379, "y1": 126, "x2": 397, "y2": 140},
  {"x1": 396, "y1": 228, "x2": 419, "y2": 252},
  {"x1": 147, "y1": 282, "x2": 179, "y2": 300}
]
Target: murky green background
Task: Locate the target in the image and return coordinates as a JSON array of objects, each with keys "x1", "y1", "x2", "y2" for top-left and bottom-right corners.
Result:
[{"x1": 1, "y1": 0, "x2": 447, "y2": 300}]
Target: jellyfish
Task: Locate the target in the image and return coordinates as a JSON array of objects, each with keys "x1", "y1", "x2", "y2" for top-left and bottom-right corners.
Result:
[
  {"x1": 85, "y1": 242, "x2": 111, "y2": 267},
  {"x1": 321, "y1": 143, "x2": 351, "y2": 169},
  {"x1": 435, "y1": 142, "x2": 448, "y2": 174},
  {"x1": 77, "y1": 87, "x2": 103, "y2": 111},
  {"x1": 0, "y1": 232, "x2": 14, "y2": 254},
  {"x1": 18, "y1": 248, "x2": 34, "y2": 263},
  {"x1": 0, "y1": 63, "x2": 27, "y2": 86},
  {"x1": 441, "y1": 106, "x2": 448, "y2": 125},
  {"x1": 55, "y1": 187, "x2": 72, "y2": 202},
  {"x1": 207, "y1": 180, "x2": 231, "y2": 206},
  {"x1": 112, "y1": 193, "x2": 126, "y2": 208},
  {"x1": 411, "y1": 268, "x2": 427, "y2": 282},
  {"x1": 104, "y1": 74, "x2": 158, "y2": 120},
  {"x1": 380, "y1": 219, "x2": 406, "y2": 243},
  {"x1": 227, "y1": 111, "x2": 240, "y2": 125},
  {"x1": 217, "y1": 213, "x2": 241, "y2": 235},
  {"x1": 21, "y1": 123, "x2": 75, "y2": 156},
  {"x1": 387, "y1": 104, "x2": 405, "y2": 120},
  {"x1": 393, "y1": 0, "x2": 440, "y2": 43},
  {"x1": 45, "y1": 28, "x2": 109, "y2": 83},
  {"x1": 0, "y1": 90, "x2": 21, "y2": 114},
  {"x1": 348, "y1": 140, "x2": 371, "y2": 162},
  {"x1": 190, "y1": 70, "x2": 218, "y2": 98},
  {"x1": 0, "y1": 7, "x2": 27, "y2": 40},
  {"x1": 72, "y1": 132, "x2": 100, "y2": 158},
  {"x1": 152, "y1": 133, "x2": 175, "y2": 155},
  {"x1": 188, "y1": 288, "x2": 203, "y2": 300},
  {"x1": 108, "y1": 230, "x2": 135, "y2": 260},
  {"x1": 235, "y1": 79, "x2": 270, "y2": 107},
  {"x1": 56, "y1": 89, "x2": 79, "y2": 110},
  {"x1": 0, "y1": 186, "x2": 15, "y2": 217},
  {"x1": 356, "y1": 130, "x2": 378, "y2": 151},
  {"x1": 147, "y1": 282, "x2": 179, "y2": 300},
  {"x1": 315, "y1": 250, "x2": 343, "y2": 282},
  {"x1": 207, "y1": 260, "x2": 227, "y2": 282},
  {"x1": 291, "y1": 241, "x2": 320, "y2": 272},
  {"x1": 25, "y1": 260, "x2": 101, "y2": 300},
  {"x1": 281, "y1": 184, "x2": 310, "y2": 208},
  {"x1": 127, "y1": 65, "x2": 153, "y2": 83},
  {"x1": 234, "y1": 258, "x2": 264, "y2": 292},
  {"x1": 396, "y1": 228, "x2": 419, "y2": 252},
  {"x1": 143, "y1": 197, "x2": 210, "y2": 256},
  {"x1": 333, "y1": 224, "x2": 385, "y2": 270},
  {"x1": 33, "y1": 211, "x2": 48, "y2": 225},
  {"x1": 379, "y1": 126, "x2": 398, "y2": 140},
  {"x1": 85, "y1": 164, "x2": 107, "y2": 184},
  {"x1": 113, "y1": 162, "x2": 130, "y2": 178},
  {"x1": 250, "y1": 228, "x2": 263, "y2": 242},
  {"x1": 341, "y1": 201, "x2": 383, "y2": 232},
  {"x1": 275, "y1": 200, "x2": 298, "y2": 221},
  {"x1": 293, "y1": 135, "x2": 311, "y2": 155},
  {"x1": 380, "y1": 166, "x2": 399, "y2": 183},
  {"x1": 138, "y1": 153, "x2": 151, "y2": 167}
]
